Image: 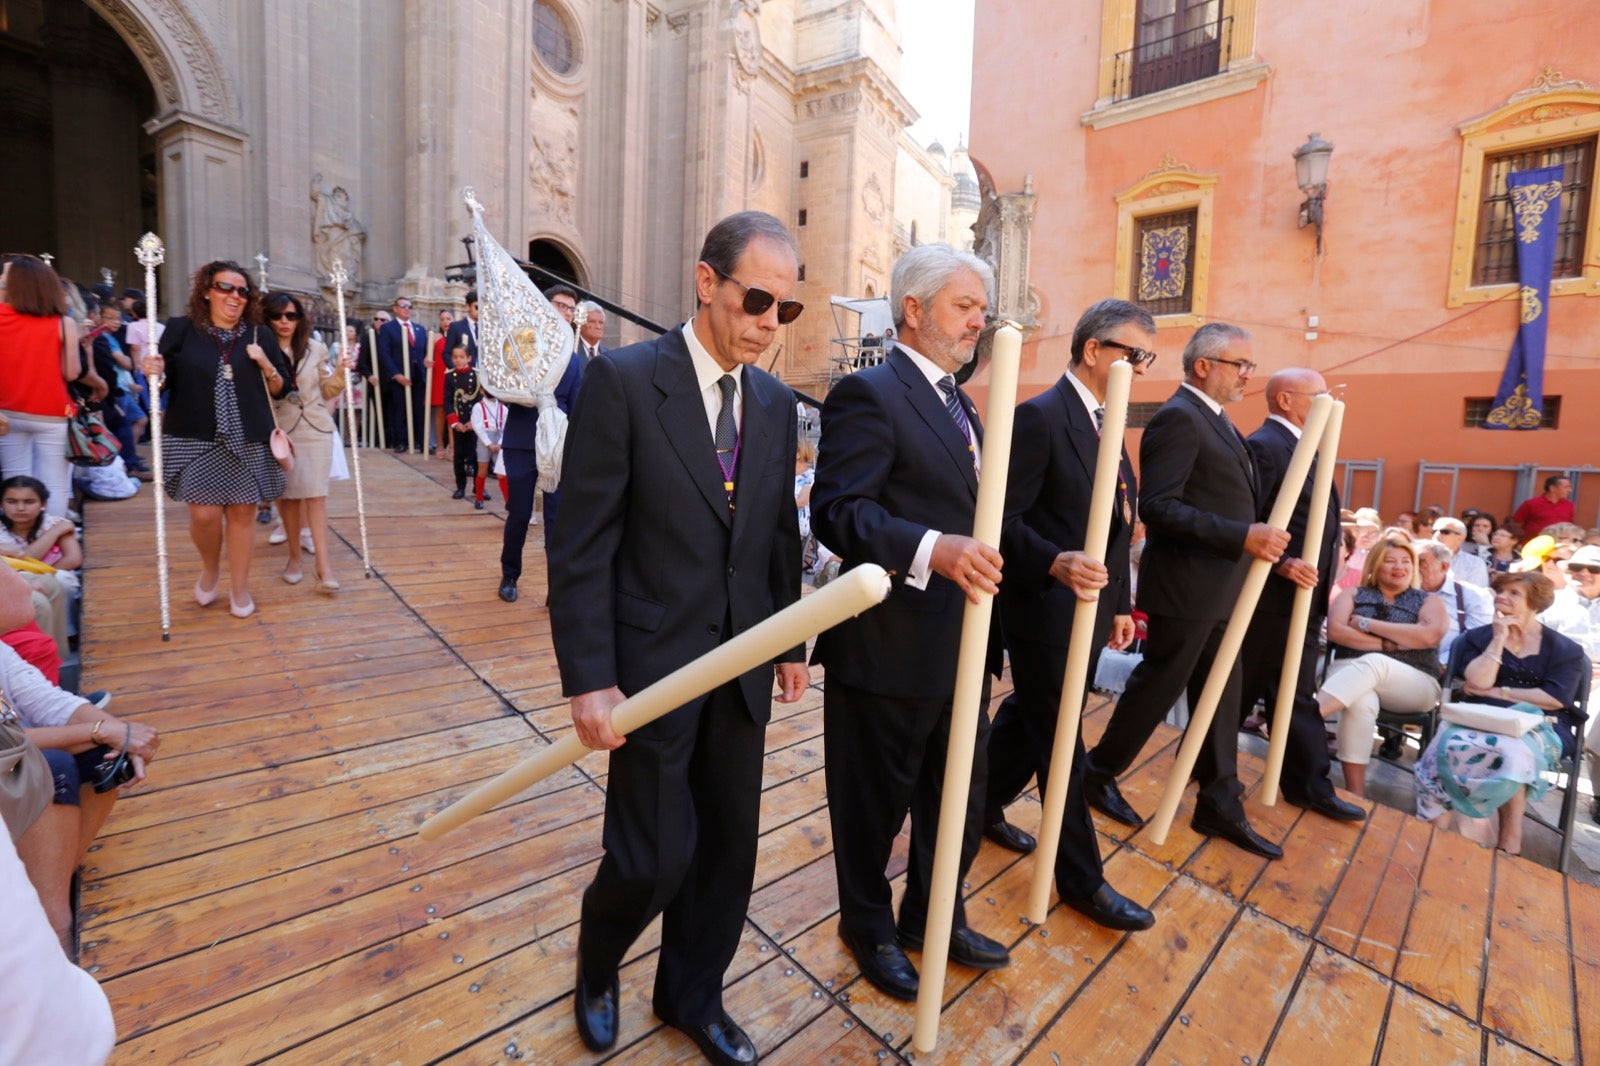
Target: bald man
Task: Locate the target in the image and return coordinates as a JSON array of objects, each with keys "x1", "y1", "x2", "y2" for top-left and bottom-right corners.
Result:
[{"x1": 1237, "y1": 369, "x2": 1363, "y2": 820}]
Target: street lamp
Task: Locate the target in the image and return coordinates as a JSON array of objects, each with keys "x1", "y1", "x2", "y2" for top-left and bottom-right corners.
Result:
[{"x1": 1293, "y1": 132, "x2": 1334, "y2": 252}]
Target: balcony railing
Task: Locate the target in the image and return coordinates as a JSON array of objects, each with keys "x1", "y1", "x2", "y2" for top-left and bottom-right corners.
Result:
[{"x1": 1112, "y1": 15, "x2": 1232, "y2": 103}]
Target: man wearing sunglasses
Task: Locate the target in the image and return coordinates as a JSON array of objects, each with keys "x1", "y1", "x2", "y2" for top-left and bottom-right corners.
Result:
[
  {"x1": 982, "y1": 298, "x2": 1158, "y2": 932},
  {"x1": 1543, "y1": 544, "x2": 1600, "y2": 823},
  {"x1": 1084, "y1": 323, "x2": 1292, "y2": 860},
  {"x1": 1237, "y1": 368, "x2": 1366, "y2": 823},
  {"x1": 547, "y1": 211, "x2": 808, "y2": 1065},
  {"x1": 810, "y1": 243, "x2": 1012, "y2": 1002},
  {"x1": 376, "y1": 298, "x2": 428, "y2": 453}
]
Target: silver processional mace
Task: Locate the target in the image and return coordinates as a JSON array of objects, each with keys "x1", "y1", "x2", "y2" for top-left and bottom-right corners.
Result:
[
  {"x1": 133, "y1": 232, "x2": 171, "y2": 640},
  {"x1": 330, "y1": 259, "x2": 373, "y2": 577}
]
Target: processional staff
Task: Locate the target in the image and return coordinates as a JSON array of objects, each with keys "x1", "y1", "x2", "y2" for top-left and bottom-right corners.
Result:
[
  {"x1": 133, "y1": 233, "x2": 171, "y2": 640},
  {"x1": 1145, "y1": 393, "x2": 1335, "y2": 844},
  {"x1": 1025, "y1": 359, "x2": 1134, "y2": 924},
  {"x1": 1259, "y1": 400, "x2": 1345, "y2": 805},
  {"x1": 912, "y1": 325, "x2": 1022, "y2": 1054},
  {"x1": 368, "y1": 324, "x2": 387, "y2": 450},
  {"x1": 331, "y1": 259, "x2": 373, "y2": 578}
]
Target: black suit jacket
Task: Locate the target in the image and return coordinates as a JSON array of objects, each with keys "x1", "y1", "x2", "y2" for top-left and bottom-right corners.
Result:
[
  {"x1": 1246, "y1": 417, "x2": 1340, "y2": 619},
  {"x1": 376, "y1": 318, "x2": 427, "y2": 381},
  {"x1": 443, "y1": 318, "x2": 479, "y2": 365},
  {"x1": 547, "y1": 328, "x2": 803, "y2": 721},
  {"x1": 999, "y1": 373, "x2": 1136, "y2": 649},
  {"x1": 811, "y1": 347, "x2": 1001, "y2": 698},
  {"x1": 1135, "y1": 386, "x2": 1259, "y2": 621}
]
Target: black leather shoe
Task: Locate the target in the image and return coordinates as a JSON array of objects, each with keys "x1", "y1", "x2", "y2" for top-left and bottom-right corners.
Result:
[
  {"x1": 840, "y1": 929, "x2": 918, "y2": 1001},
  {"x1": 1062, "y1": 882, "x2": 1155, "y2": 931},
  {"x1": 984, "y1": 819, "x2": 1037, "y2": 854},
  {"x1": 1084, "y1": 775, "x2": 1145, "y2": 827},
  {"x1": 474, "y1": 499, "x2": 485, "y2": 510},
  {"x1": 498, "y1": 579, "x2": 518, "y2": 603},
  {"x1": 1284, "y1": 791, "x2": 1366, "y2": 822},
  {"x1": 451, "y1": 488, "x2": 465, "y2": 499},
  {"x1": 897, "y1": 925, "x2": 1011, "y2": 970},
  {"x1": 665, "y1": 1010, "x2": 758, "y2": 1066},
  {"x1": 573, "y1": 963, "x2": 619, "y2": 1052},
  {"x1": 1191, "y1": 808, "x2": 1283, "y2": 860}
]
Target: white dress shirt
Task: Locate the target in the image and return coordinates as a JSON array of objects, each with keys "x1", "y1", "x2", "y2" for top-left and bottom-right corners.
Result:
[
  {"x1": 898, "y1": 342, "x2": 980, "y2": 590},
  {"x1": 682, "y1": 319, "x2": 743, "y2": 440}
]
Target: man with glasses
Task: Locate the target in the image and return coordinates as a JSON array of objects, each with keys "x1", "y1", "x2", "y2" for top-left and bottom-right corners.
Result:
[
  {"x1": 1084, "y1": 322, "x2": 1292, "y2": 859},
  {"x1": 1238, "y1": 368, "x2": 1365, "y2": 822},
  {"x1": 1431, "y1": 516, "x2": 1490, "y2": 587},
  {"x1": 811, "y1": 243, "x2": 1013, "y2": 1002},
  {"x1": 981, "y1": 298, "x2": 1158, "y2": 931},
  {"x1": 1542, "y1": 544, "x2": 1600, "y2": 822},
  {"x1": 497, "y1": 284, "x2": 583, "y2": 603},
  {"x1": 547, "y1": 212, "x2": 808, "y2": 1063},
  {"x1": 376, "y1": 297, "x2": 428, "y2": 453}
]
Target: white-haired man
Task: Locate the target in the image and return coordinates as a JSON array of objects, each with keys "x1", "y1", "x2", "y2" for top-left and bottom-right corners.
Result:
[
  {"x1": 1542, "y1": 544, "x2": 1600, "y2": 823},
  {"x1": 1431, "y1": 516, "x2": 1490, "y2": 587},
  {"x1": 575, "y1": 301, "x2": 609, "y2": 364}
]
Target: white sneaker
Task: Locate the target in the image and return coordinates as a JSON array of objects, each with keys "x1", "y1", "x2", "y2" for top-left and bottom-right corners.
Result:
[
  {"x1": 300, "y1": 530, "x2": 316, "y2": 554},
  {"x1": 268, "y1": 524, "x2": 287, "y2": 545},
  {"x1": 530, "y1": 513, "x2": 540, "y2": 526}
]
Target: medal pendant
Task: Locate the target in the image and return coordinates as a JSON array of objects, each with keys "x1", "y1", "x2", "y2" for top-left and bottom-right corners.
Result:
[{"x1": 222, "y1": 364, "x2": 234, "y2": 381}]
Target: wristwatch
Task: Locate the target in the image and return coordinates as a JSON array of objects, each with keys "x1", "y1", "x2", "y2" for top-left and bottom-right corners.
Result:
[{"x1": 1356, "y1": 616, "x2": 1371, "y2": 633}]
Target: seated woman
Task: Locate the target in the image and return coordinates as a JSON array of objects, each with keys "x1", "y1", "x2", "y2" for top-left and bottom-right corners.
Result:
[
  {"x1": 1415, "y1": 571, "x2": 1584, "y2": 854},
  {"x1": 1317, "y1": 536, "x2": 1449, "y2": 795},
  {"x1": 0, "y1": 476, "x2": 82, "y2": 595},
  {"x1": 1487, "y1": 525, "x2": 1519, "y2": 573},
  {"x1": 3, "y1": 639, "x2": 158, "y2": 955}
]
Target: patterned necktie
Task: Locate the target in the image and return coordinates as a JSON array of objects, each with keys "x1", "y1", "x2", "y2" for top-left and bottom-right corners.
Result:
[
  {"x1": 937, "y1": 375, "x2": 973, "y2": 445},
  {"x1": 715, "y1": 375, "x2": 738, "y2": 506},
  {"x1": 1094, "y1": 405, "x2": 1105, "y2": 433}
]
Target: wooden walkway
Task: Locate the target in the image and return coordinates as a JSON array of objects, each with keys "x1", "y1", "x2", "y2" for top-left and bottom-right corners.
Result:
[{"x1": 76, "y1": 451, "x2": 1599, "y2": 1064}]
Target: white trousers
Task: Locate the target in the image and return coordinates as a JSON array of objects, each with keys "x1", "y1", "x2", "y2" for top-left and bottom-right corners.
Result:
[
  {"x1": 0, "y1": 413, "x2": 71, "y2": 518},
  {"x1": 1321, "y1": 653, "x2": 1442, "y2": 765}
]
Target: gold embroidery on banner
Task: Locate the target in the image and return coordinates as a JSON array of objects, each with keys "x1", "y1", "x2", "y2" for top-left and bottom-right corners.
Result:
[
  {"x1": 1138, "y1": 225, "x2": 1188, "y2": 301},
  {"x1": 1511, "y1": 180, "x2": 1563, "y2": 243},
  {"x1": 1486, "y1": 381, "x2": 1543, "y2": 429},
  {"x1": 1520, "y1": 285, "x2": 1543, "y2": 324}
]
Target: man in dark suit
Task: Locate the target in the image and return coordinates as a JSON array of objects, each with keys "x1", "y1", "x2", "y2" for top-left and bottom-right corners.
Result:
[
  {"x1": 576, "y1": 301, "x2": 611, "y2": 364},
  {"x1": 1238, "y1": 369, "x2": 1365, "y2": 821},
  {"x1": 548, "y1": 211, "x2": 809, "y2": 1065},
  {"x1": 811, "y1": 243, "x2": 1012, "y2": 1003},
  {"x1": 982, "y1": 299, "x2": 1158, "y2": 932},
  {"x1": 1082, "y1": 323, "x2": 1291, "y2": 859},
  {"x1": 443, "y1": 288, "x2": 479, "y2": 365},
  {"x1": 375, "y1": 296, "x2": 428, "y2": 453},
  {"x1": 496, "y1": 284, "x2": 582, "y2": 603}
]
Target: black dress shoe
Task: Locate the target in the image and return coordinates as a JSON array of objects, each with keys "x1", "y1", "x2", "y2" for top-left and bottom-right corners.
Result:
[
  {"x1": 1284, "y1": 791, "x2": 1366, "y2": 822},
  {"x1": 665, "y1": 1010, "x2": 758, "y2": 1066},
  {"x1": 1062, "y1": 882, "x2": 1155, "y2": 931},
  {"x1": 573, "y1": 964, "x2": 619, "y2": 1052},
  {"x1": 451, "y1": 488, "x2": 465, "y2": 499},
  {"x1": 474, "y1": 499, "x2": 485, "y2": 510},
  {"x1": 984, "y1": 819, "x2": 1037, "y2": 854},
  {"x1": 1191, "y1": 808, "x2": 1283, "y2": 860},
  {"x1": 498, "y1": 579, "x2": 518, "y2": 603},
  {"x1": 1084, "y1": 775, "x2": 1145, "y2": 827},
  {"x1": 897, "y1": 925, "x2": 1011, "y2": 970},
  {"x1": 839, "y1": 929, "x2": 918, "y2": 1001}
]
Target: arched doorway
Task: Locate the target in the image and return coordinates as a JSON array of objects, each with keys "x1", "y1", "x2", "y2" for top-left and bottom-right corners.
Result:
[
  {"x1": 0, "y1": 0, "x2": 158, "y2": 292},
  {"x1": 527, "y1": 237, "x2": 586, "y2": 288}
]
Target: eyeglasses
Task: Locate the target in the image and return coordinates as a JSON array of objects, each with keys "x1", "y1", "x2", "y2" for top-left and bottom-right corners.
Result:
[
  {"x1": 394, "y1": 302, "x2": 412, "y2": 311},
  {"x1": 1566, "y1": 564, "x2": 1600, "y2": 574},
  {"x1": 710, "y1": 266, "x2": 804, "y2": 324},
  {"x1": 210, "y1": 281, "x2": 250, "y2": 297},
  {"x1": 1205, "y1": 355, "x2": 1257, "y2": 375},
  {"x1": 267, "y1": 310, "x2": 301, "y2": 322},
  {"x1": 551, "y1": 300, "x2": 576, "y2": 313},
  {"x1": 1096, "y1": 338, "x2": 1158, "y2": 369}
]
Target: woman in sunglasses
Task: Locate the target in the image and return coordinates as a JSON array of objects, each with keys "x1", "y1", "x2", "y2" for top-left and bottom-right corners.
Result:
[
  {"x1": 264, "y1": 291, "x2": 349, "y2": 592},
  {"x1": 141, "y1": 261, "x2": 293, "y2": 619}
]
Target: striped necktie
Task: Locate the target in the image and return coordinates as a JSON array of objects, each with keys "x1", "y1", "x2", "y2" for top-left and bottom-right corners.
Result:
[{"x1": 937, "y1": 375, "x2": 972, "y2": 444}]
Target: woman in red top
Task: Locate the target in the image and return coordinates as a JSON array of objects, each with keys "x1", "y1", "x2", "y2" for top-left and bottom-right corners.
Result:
[{"x1": 0, "y1": 257, "x2": 83, "y2": 519}]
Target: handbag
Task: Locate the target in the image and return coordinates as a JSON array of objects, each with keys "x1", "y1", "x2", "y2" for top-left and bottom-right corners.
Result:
[
  {"x1": 1440, "y1": 700, "x2": 1543, "y2": 738},
  {"x1": 0, "y1": 695, "x2": 52, "y2": 844},
  {"x1": 66, "y1": 405, "x2": 119, "y2": 467},
  {"x1": 259, "y1": 340, "x2": 297, "y2": 472}
]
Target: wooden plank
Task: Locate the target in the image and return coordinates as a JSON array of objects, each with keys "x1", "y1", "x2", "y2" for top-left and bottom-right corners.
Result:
[
  {"x1": 1378, "y1": 984, "x2": 1483, "y2": 1065},
  {"x1": 1146, "y1": 907, "x2": 1308, "y2": 1064},
  {"x1": 1247, "y1": 794, "x2": 1367, "y2": 934},
  {"x1": 1572, "y1": 877, "x2": 1600, "y2": 1066},
  {"x1": 1393, "y1": 825, "x2": 1493, "y2": 1019},
  {"x1": 1318, "y1": 803, "x2": 1408, "y2": 955},
  {"x1": 762, "y1": 1009, "x2": 897, "y2": 1064},
  {"x1": 1268, "y1": 944, "x2": 1392, "y2": 1065},
  {"x1": 1354, "y1": 814, "x2": 1434, "y2": 976},
  {"x1": 1482, "y1": 855, "x2": 1576, "y2": 1062}
]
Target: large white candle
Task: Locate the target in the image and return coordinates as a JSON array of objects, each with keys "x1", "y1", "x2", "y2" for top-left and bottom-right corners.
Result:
[
  {"x1": 417, "y1": 564, "x2": 893, "y2": 842},
  {"x1": 331, "y1": 260, "x2": 373, "y2": 577},
  {"x1": 1260, "y1": 401, "x2": 1344, "y2": 805},
  {"x1": 134, "y1": 233, "x2": 170, "y2": 640},
  {"x1": 1025, "y1": 359, "x2": 1133, "y2": 924},
  {"x1": 403, "y1": 320, "x2": 417, "y2": 454},
  {"x1": 1146, "y1": 394, "x2": 1334, "y2": 845},
  {"x1": 425, "y1": 328, "x2": 437, "y2": 455},
  {"x1": 912, "y1": 325, "x2": 1022, "y2": 1054},
  {"x1": 368, "y1": 327, "x2": 387, "y2": 450}
]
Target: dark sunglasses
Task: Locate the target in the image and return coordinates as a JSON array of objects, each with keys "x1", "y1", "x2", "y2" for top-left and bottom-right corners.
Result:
[
  {"x1": 1567, "y1": 564, "x2": 1600, "y2": 574},
  {"x1": 1097, "y1": 338, "x2": 1159, "y2": 369},
  {"x1": 267, "y1": 310, "x2": 301, "y2": 322},
  {"x1": 210, "y1": 281, "x2": 251, "y2": 296},
  {"x1": 394, "y1": 302, "x2": 413, "y2": 310},
  {"x1": 710, "y1": 266, "x2": 804, "y2": 325}
]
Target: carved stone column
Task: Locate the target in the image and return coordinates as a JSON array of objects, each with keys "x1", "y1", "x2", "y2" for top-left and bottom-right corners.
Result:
[
  {"x1": 974, "y1": 182, "x2": 1040, "y2": 331},
  {"x1": 146, "y1": 110, "x2": 247, "y2": 315}
]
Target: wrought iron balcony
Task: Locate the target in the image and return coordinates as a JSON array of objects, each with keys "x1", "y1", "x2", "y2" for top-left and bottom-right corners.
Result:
[{"x1": 1112, "y1": 15, "x2": 1232, "y2": 103}]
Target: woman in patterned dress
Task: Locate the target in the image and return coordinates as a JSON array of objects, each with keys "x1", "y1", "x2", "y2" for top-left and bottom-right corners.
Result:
[
  {"x1": 139, "y1": 262, "x2": 292, "y2": 619},
  {"x1": 1415, "y1": 571, "x2": 1585, "y2": 854}
]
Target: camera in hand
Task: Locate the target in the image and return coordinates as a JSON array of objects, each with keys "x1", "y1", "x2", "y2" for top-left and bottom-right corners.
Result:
[{"x1": 91, "y1": 739, "x2": 135, "y2": 794}]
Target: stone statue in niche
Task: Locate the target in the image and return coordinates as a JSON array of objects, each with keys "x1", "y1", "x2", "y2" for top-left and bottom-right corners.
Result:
[{"x1": 311, "y1": 174, "x2": 367, "y2": 286}]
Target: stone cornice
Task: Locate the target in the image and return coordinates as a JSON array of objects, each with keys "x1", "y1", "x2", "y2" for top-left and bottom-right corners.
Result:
[{"x1": 794, "y1": 56, "x2": 918, "y2": 129}]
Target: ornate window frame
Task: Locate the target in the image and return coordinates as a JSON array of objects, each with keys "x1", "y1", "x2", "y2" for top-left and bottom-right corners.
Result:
[
  {"x1": 1113, "y1": 159, "x2": 1217, "y2": 328},
  {"x1": 1083, "y1": 0, "x2": 1265, "y2": 129},
  {"x1": 1447, "y1": 70, "x2": 1600, "y2": 308},
  {"x1": 529, "y1": 0, "x2": 587, "y2": 97}
]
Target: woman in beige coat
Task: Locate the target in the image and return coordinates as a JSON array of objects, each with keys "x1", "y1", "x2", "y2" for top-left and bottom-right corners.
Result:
[{"x1": 265, "y1": 292, "x2": 349, "y2": 592}]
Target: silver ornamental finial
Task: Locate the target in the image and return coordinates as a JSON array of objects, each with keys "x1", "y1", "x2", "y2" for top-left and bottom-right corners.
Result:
[
  {"x1": 463, "y1": 186, "x2": 482, "y2": 215},
  {"x1": 38, "y1": 252, "x2": 53, "y2": 266},
  {"x1": 134, "y1": 232, "x2": 166, "y2": 267},
  {"x1": 330, "y1": 257, "x2": 348, "y2": 291},
  {"x1": 101, "y1": 267, "x2": 115, "y2": 289},
  {"x1": 254, "y1": 253, "x2": 270, "y2": 291}
]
